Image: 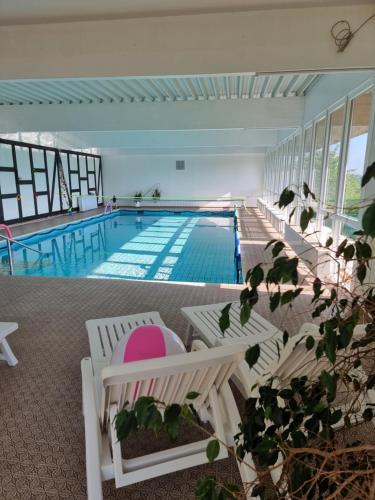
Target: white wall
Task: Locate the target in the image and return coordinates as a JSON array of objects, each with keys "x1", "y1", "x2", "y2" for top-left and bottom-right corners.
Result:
[{"x1": 102, "y1": 154, "x2": 264, "y2": 206}]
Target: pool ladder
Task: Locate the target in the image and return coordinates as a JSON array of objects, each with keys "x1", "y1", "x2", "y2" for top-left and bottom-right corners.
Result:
[{"x1": 0, "y1": 234, "x2": 50, "y2": 276}]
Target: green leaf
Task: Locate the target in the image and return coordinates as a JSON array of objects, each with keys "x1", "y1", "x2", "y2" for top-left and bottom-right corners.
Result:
[
  {"x1": 270, "y1": 291, "x2": 281, "y2": 312},
  {"x1": 250, "y1": 264, "x2": 264, "y2": 288},
  {"x1": 164, "y1": 404, "x2": 181, "y2": 441},
  {"x1": 343, "y1": 244, "x2": 355, "y2": 261},
  {"x1": 279, "y1": 388, "x2": 293, "y2": 399},
  {"x1": 302, "y1": 182, "x2": 309, "y2": 198},
  {"x1": 114, "y1": 408, "x2": 138, "y2": 442},
  {"x1": 164, "y1": 403, "x2": 181, "y2": 421},
  {"x1": 312, "y1": 277, "x2": 322, "y2": 301},
  {"x1": 353, "y1": 358, "x2": 361, "y2": 368},
  {"x1": 240, "y1": 287, "x2": 250, "y2": 303},
  {"x1": 283, "y1": 330, "x2": 289, "y2": 346},
  {"x1": 206, "y1": 439, "x2": 220, "y2": 463},
  {"x1": 366, "y1": 374, "x2": 375, "y2": 389},
  {"x1": 240, "y1": 302, "x2": 251, "y2": 326},
  {"x1": 324, "y1": 328, "x2": 337, "y2": 364},
  {"x1": 219, "y1": 303, "x2": 231, "y2": 333},
  {"x1": 325, "y1": 236, "x2": 333, "y2": 248},
  {"x1": 272, "y1": 241, "x2": 285, "y2": 258},
  {"x1": 134, "y1": 396, "x2": 156, "y2": 427},
  {"x1": 186, "y1": 391, "x2": 200, "y2": 400},
  {"x1": 336, "y1": 238, "x2": 347, "y2": 257},
  {"x1": 148, "y1": 408, "x2": 163, "y2": 433},
  {"x1": 361, "y1": 242, "x2": 372, "y2": 259},
  {"x1": 278, "y1": 188, "x2": 295, "y2": 209},
  {"x1": 329, "y1": 409, "x2": 342, "y2": 425},
  {"x1": 281, "y1": 289, "x2": 294, "y2": 306},
  {"x1": 362, "y1": 203, "x2": 375, "y2": 238},
  {"x1": 245, "y1": 344, "x2": 260, "y2": 369},
  {"x1": 221, "y1": 485, "x2": 241, "y2": 499},
  {"x1": 361, "y1": 162, "x2": 375, "y2": 187},
  {"x1": 251, "y1": 485, "x2": 266, "y2": 498},
  {"x1": 305, "y1": 336, "x2": 315, "y2": 350},
  {"x1": 300, "y1": 207, "x2": 314, "y2": 232},
  {"x1": 264, "y1": 405, "x2": 272, "y2": 419},
  {"x1": 357, "y1": 263, "x2": 367, "y2": 284},
  {"x1": 265, "y1": 238, "x2": 278, "y2": 250},
  {"x1": 196, "y1": 477, "x2": 216, "y2": 499},
  {"x1": 312, "y1": 402, "x2": 326, "y2": 413},
  {"x1": 320, "y1": 370, "x2": 337, "y2": 402},
  {"x1": 338, "y1": 324, "x2": 353, "y2": 348},
  {"x1": 363, "y1": 408, "x2": 373, "y2": 421}
]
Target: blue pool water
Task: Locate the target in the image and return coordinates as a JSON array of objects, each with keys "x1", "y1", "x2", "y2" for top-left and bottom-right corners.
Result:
[{"x1": 0, "y1": 211, "x2": 241, "y2": 284}]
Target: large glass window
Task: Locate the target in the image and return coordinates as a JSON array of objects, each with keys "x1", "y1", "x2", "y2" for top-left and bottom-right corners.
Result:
[
  {"x1": 301, "y1": 127, "x2": 312, "y2": 187},
  {"x1": 342, "y1": 90, "x2": 372, "y2": 218},
  {"x1": 311, "y1": 118, "x2": 327, "y2": 198},
  {"x1": 291, "y1": 135, "x2": 300, "y2": 188},
  {"x1": 280, "y1": 143, "x2": 287, "y2": 191},
  {"x1": 324, "y1": 106, "x2": 345, "y2": 211}
]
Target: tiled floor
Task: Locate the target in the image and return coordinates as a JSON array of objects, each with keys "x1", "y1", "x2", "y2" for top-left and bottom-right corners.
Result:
[
  {"x1": 0, "y1": 207, "x2": 318, "y2": 499},
  {"x1": 5, "y1": 208, "x2": 105, "y2": 237}
]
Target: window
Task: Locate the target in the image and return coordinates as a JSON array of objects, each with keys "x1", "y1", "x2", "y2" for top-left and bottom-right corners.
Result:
[
  {"x1": 276, "y1": 150, "x2": 281, "y2": 199},
  {"x1": 324, "y1": 106, "x2": 345, "y2": 211},
  {"x1": 301, "y1": 127, "x2": 312, "y2": 187},
  {"x1": 311, "y1": 117, "x2": 326, "y2": 198},
  {"x1": 342, "y1": 90, "x2": 372, "y2": 218},
  {"x1": 291, "y1": 135, "x2": 300, "y2": 188}
]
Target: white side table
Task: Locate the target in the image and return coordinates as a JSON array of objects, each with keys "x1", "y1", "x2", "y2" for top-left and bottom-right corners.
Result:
[{"x1": 0, "y1": 322, "x2": 19, "y2": 366}]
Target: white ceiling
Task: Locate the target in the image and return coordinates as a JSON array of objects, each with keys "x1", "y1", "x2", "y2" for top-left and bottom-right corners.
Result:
[
  {"x1": 0, "y1": 73, "x2": 320, "y2": 105},
  {"x1": 0, "y1": 0, "x2": 369, "y2": 24}
]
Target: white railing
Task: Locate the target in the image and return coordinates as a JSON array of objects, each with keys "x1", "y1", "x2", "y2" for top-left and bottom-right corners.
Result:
[
  {"x1": 0, "y1": 234, "x2": 50, "y2": 275},
  {"x1": 72, "y1": 194, "x2": 246, "y2": 209}
]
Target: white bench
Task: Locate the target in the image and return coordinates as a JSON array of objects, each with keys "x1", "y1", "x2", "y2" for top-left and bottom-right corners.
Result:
[{"x1": 0, "y1": 322, "x2": 19, "y2": 366}]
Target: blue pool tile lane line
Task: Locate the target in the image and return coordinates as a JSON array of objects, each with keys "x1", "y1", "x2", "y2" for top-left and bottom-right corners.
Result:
[{"x1": 0, "y1": 210, "x2": 241, "y2": 284}]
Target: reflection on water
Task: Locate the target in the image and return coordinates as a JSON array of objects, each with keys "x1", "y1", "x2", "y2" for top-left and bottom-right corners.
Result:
[{"x1": 1, "y1": 213, "x2": 237, "y2": 284}]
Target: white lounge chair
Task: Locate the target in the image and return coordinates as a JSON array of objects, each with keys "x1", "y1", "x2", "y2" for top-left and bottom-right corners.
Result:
[
  {"x1": 0, "y1": 322, "x2": 18, "y2": 366},
  {"x1": 86, "y1": 311, "x2": 165, "y2": 374},
  {"x1": 183, "y1": 305, "x2": 375, "y2": 492},
  {"x1": 82, "y1": 313, "x2": 252, "y2": 500},
  {"x1": 181, "y1": 301, "x2": 342, "y2": 397}
]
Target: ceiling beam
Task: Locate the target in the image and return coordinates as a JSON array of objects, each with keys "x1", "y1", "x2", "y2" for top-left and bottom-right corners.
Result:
[
  {"x1": 51, "y1": 129, "x2": 281, "y2": 150},
  {"x1": 0, "y1": 5, "x2": 373, "y2": 80},
  {"x1": 0, "y1": 97, "x2": 303, "y2": 133}
]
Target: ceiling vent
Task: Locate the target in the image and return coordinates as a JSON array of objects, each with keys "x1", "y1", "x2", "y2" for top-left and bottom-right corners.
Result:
[{"x1": 176, "y1": 160, "x2": 185, "y2": 171}]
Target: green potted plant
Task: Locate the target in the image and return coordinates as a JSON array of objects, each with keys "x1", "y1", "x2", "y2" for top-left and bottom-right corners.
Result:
[
  {"x1": 152, "y1": 188, "x2": 161, "y2": 203},
  {"x1": 133, "y1": 191, "x2": 142, "y2": 208}
]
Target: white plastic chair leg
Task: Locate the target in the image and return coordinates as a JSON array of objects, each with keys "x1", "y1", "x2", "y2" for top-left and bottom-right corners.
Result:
[{"x1": 0, "y1": 339, "x2": 18, "y2": 366}]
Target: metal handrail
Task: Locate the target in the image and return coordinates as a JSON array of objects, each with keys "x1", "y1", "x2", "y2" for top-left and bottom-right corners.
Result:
[{"x1": 0, "y1": 234, "x2": 50, "y2": 276}]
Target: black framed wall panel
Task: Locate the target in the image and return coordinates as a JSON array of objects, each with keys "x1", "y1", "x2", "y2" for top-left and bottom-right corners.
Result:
[{"x1": 0, "y1": 138, "x2": 102, "y2": 224}]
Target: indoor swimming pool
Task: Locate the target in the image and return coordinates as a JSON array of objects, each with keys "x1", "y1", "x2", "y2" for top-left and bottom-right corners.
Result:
[{"x1": 0, "y1": 210, "x2": 242, "y2": 284}]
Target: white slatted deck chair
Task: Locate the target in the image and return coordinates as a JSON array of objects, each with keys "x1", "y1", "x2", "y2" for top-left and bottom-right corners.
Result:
[
  {"x1": 184, "y1": 307, "x2": 375, "y2": 491},
  {"x1": 86, "y1": 311, "x2": 166, "y2": 374},
  {"x1": 182, "y1": 301, "x2": 283, "y2": 349},
  {"x1": 0, "y1": 322, "x2": 19, "y2": 366},
  {"x1": 83, "y1": 313, "x2": 252, "y2": 500},
  {"x1": 182, "y1": 302, "x2": 285, "y2": 397},
  {"x1": 181, "y1": 302, "x2": 344, "y2": 398}
]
